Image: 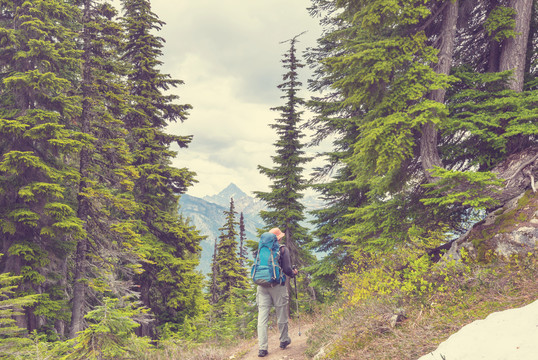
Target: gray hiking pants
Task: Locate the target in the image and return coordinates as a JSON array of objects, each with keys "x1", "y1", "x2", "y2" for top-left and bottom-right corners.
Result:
[{"x1": 256, "y1": 284, "x2": 290, "y2": 351}]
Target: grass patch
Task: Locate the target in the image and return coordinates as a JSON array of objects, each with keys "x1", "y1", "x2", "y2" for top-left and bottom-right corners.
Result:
[{"x1": 134, "y1": 339, "x2": 235, "y2": 360}]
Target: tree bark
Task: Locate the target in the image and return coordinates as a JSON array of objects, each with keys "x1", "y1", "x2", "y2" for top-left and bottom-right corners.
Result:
[
  {"x1": 420, "y1": 0, "x2": 459, "y2": 180},
  {"x1": 499, "y1": 0, "x2": 533, "y2": 154},
  {"x1": 489, "y1": 146, "x2": 538, "y2": 206},
  {"x1": 55, "y1": 257, "x2": 68, "y2": 337},
  {"x1": 499, "y1": 0, "x2": 534, "y2": 92},
  {"x1": 488, "y1": 39, "x2": 501, "y2": 73},
  {"x1": 69, "y1": 0, "x2": 92, "y2": 338},
  {"x1": 136, "y1": 275, "x2": 152, "y2": 337},
  {"x1": 69, "y1": 237, "x2": 88, "y2": 338}
]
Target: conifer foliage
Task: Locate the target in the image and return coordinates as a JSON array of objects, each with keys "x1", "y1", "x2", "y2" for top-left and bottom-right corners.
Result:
[
  {"x1": 70, "y1": 0, "x2": 139, "y2": 338},
  {"x1": 255, "y1": 33, "x2": 312, "y2": 265},
  {"x1": 0, "y1": 0, "x2": 204, "y2": 349},
  {"x1": 238, "y1": 212, "x2": 247, "y2": 266},
  {"x1": 0, "y1": 0, "x2": 534, "y2": 355},
  {"x1": 306, "y1": 0, "x2": 537, "y2": 287},
  {"x1": 0, "y1": 269, "x2": 39, "y2": 357},
  {"x1": 205, "y1": 198, "x2": 254, "y2": 342},
  {"x1": 120, "y1": 0, "x2": 205, "y2": 335},
  {"x1": 214, "y1": 198, "x2": 248, "y2": 303},
  {"x1": 0, "y1": 0, "x2": 86, "y2": 335}
]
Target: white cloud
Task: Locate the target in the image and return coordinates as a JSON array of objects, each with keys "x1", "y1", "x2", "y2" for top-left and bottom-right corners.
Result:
[{"x1": 149, "y1": 0, "x2": 323, "y2": 197}]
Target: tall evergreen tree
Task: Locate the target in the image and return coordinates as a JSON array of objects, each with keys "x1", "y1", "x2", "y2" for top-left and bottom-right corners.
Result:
[
  {"x1": 238, "y1": 212, "x2": 247, "y2": 266},
  {"x1": 209, "y1": 237, "x2": 219, "y2": 305},
  {"x1": 305, "y1": 0, "x2": 537, "y2": 267},
  {"x1": 304, "y1": 1, "x2": 369, "y2": 289},
  {"x1": 255, "y1": 34, "x2": 312, "y2": 266},
  {"x1": 0, "y1": 0, "x2": 85, "y2": 333},
  {"x1": 214, "y1": 198, "x2": 248, "y2": 303},
  {"x1": 120, "y1": 0, "x2": 205, "y2": 335},
  {"x1": 70, "y1": 0, "x2": 140, "y2": 338}
]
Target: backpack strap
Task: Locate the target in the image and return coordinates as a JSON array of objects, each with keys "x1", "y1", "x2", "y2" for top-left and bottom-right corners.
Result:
[
  {"x1": 252, "y1": 246, "x2": 261, "y2": 278},
  {"x1": 270, "y1": 248, "x2": 277, "y2": 280},
  {"x1": 277, "y1": 244, "x2": 285, "y2": 265}
]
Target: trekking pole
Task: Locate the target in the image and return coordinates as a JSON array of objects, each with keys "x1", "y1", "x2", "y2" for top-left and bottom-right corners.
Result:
[{"x1": 292, "y1": 265, "x2": 301, "y2": 336}]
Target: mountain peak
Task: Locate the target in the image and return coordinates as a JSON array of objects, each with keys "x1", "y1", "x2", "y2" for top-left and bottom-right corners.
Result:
[
  {"x1": 202, "y1": 183, "x2": 253, "y2": 208},
  {"x1": 219, "y1": 183, "x2": 247, "y2": 198}
]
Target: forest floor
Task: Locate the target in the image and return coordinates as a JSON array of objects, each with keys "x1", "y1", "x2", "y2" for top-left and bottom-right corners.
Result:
[{"x1": 230, "y1": 319, "x2": 313, "y2": 360}]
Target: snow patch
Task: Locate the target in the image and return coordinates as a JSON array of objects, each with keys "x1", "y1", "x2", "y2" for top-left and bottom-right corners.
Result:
[{"x1": 418, "y1": 299, "x2": 538, "y2": 360}]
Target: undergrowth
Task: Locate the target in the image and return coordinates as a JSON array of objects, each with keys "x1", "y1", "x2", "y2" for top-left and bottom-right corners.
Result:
[
  {"x1": 3, "y1": 246, "x2": 535, "y2": 359},
  {"x1": 305, "y1": 250, "x2": 538, "y2": 360},
  {"x1": 141, "y1": 248, "x2": 538, "y2": 359}
]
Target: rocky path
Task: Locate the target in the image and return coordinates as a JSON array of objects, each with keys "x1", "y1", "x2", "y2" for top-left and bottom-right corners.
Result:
[{"x1": 233, "y1": 320, "x2": 312, "y2": 360}]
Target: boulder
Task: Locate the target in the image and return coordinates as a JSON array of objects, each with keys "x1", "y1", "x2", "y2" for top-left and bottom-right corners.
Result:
[{"x1": 445, "y1": 191, "x2": 537, "y2": 261}]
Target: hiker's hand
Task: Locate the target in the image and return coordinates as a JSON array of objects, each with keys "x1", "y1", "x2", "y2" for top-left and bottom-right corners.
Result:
[{"x1": 293, "y1": 268, "x2": 298, "y2": 275}]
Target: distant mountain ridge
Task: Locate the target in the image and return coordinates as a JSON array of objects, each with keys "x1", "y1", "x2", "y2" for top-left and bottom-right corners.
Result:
[
  {"x1": 179, "y1": 183, "x2": 325, "y2": 275},
  {"x1": 178, "y1": 183, "x2": 265, "y2": 274},
  {"x1": 202, "y1": 183, "x2": 265, "y2": 217},
  {"x1": 202, "y1": 182, "x2": 247, "y2": 205}
]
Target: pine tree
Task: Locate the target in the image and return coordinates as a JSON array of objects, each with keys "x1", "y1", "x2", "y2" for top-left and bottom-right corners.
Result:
[
  {"x1": 0, "y1": 0, "x2": 86, "y2": 333},
  {"x1": 421, "y1": 0, "x2": 535, "y2": 178},
  {"x1": 254, "y1": 33, "x2": 312, "y2": 266},
  {"x1": 305, "y1": 0, "x2": 537, "y2": 264},
  {"x1": 0, "y1": 269, "x2": 40, "y2": 357},
  {"x1": 70, "y1": 0, "x2": 141, "y2": 338},
  {"x1": 215, "y1": 198, "x2": 248, "y2": 303},
  {"x1": 307, "y1": 167, "x2": 367, "y2": 291},
  {"x1": 304, "y1": 1, "x2": 369, "y2": 289},
  {"x1": 120, "y1": 0, "x2": 205, "y2": 335},
  {"x1": 205, "y1": 199, "x2": 252, "y2": 340},
  {"x1": 238, "y1": 212, "x2": 247, "y2": 266},
  {"x1": 66, "y1": 297, "x2": 151, "y2": 359},
  {"x1": 209, "y1": 237, "x2": 219, "y2": 305},
  {"x1": 307, "y1": 1, "x2": 455, "y2": 254}
]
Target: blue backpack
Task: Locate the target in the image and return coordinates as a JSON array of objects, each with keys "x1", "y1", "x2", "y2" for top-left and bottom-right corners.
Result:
[{"x1": 251, "y1": 232, "x2": 285, "y2": 287}]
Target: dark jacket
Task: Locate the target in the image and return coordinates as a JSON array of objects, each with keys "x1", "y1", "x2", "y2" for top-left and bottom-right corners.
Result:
[{"x1": 278, "y1": 245, "x2": 295, "y2": 278}]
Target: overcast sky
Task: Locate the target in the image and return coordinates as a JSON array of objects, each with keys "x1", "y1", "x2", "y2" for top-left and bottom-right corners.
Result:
[{"x1": 145, "y1": 0, "x2": 324, "y2": 198}]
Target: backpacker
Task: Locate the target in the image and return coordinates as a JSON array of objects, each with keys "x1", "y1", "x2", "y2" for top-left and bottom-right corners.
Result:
[{"x1": 251, "y1": 232, "x2": 285, "y2": 287}]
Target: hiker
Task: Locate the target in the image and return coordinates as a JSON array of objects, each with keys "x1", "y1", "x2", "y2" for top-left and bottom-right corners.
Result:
[{"x1": 254, "y1": 227, "x2": 298, "y2": 358}]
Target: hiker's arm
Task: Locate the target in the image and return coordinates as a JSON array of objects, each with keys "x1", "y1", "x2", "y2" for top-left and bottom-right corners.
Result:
[{"x1": 280, "y1": 247, "x2": 296, "y2": 278}]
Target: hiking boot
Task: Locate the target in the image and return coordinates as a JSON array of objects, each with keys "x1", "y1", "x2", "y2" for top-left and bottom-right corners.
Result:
[
  {"x1": 280, "y1": 339, "x2": 291, "y2": 349},
  {"x1": 258, "y1": 349, "x2": 268, "y2": 357}
]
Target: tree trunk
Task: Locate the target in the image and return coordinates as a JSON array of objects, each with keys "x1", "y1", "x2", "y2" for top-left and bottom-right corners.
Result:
[
  {"x1": 499, "y1": 0, "x2": 533, "y2": 154},
  {"x1": 499, "y1": 0, "x2": 534, "y2": 92},
  {"x1": 489, "y1": 146, "x2": 538, "y2": 206},
  {"x1": 488, "y1": 39, "x2": 501, "y2": 73},
  {"x1": 69, "y1": 0, "x2": 92, "y2": 338},
  {"x1": 524, "y1": 2, "x2": 536, "y2": 75},
  {"x1": 55, "y1": 257, "x2": 68, "y2": 337},
  {"x1": 69, "y1": 237, "x2": 88, "y2": 338},
  {"x1": 424, "y1": 0, "x2": 536, "y2": 207},
  {"x1": 420, "y1": 0, "x2": 459, "y2": 180},
  {"x1": 136, "y1": 275, "x2": 152, "y2": 337}
]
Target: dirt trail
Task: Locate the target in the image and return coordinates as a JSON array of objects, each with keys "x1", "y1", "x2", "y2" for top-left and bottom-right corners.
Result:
[{"x1": 234, "y1": 319, "x2": 313, "y2": 360}]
